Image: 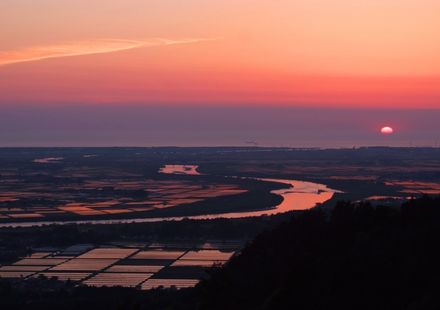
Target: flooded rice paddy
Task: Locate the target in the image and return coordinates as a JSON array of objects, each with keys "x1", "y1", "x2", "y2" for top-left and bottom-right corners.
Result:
[
  {"x1": 385, "y1": 181, "x2": 440, "y2": 195},
  {"x1": 0, "y1": 164, "x2": 340, "y2": 227},
  {"x1": 0, "y1": 242, "x2": 239, "y2": 289},
  {"x1": 32, "y1": 157, "x2": 64, "y2": 164},
  {"x1": 0, "y1": 177, "x2": 246, "y2": 223},
  {"x1": 159, "y1": 164, "x2": 201, "y2": 175}
]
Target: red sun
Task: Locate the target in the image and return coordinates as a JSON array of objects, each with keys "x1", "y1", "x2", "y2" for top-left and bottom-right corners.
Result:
[{"x1": 380, "y1": 126, "x2": 394, "y2": 134}]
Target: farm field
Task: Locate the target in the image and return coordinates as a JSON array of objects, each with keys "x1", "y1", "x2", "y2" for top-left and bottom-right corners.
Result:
[{"x1": 0, "y1": 241, "x2": 239, "y2": 289}]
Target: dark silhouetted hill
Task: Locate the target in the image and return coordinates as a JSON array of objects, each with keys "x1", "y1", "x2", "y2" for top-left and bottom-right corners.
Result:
[{"x1": 196, "y1": 196, "x2": 440, "y2": 310}]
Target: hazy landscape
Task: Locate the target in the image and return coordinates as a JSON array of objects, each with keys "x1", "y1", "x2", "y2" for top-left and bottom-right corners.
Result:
[
  {"x1": 1, "y1": 147, "x2": 439, "y2": 309},
  {"x1": 2, "y1": 0, "x2": 440, "y2": 309}
]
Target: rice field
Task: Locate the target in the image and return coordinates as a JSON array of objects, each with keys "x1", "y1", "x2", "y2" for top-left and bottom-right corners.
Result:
[
  {"x1": 13, "y1": 258, "x2": 68, "y2": 266},
  {"x1": 0, "y1": 271, "x2": 35, "y2": 278},
  {"x1": 171, "y1": 260, "x2": 224, "y2": 267},
  {"x1": 0, "y1": 176, "x2": 247, "y2": 221},
  {"x1": 0, "y1": 242, "x2": 239, "y2": 289},
  {"x1": 8, "y1": 213, "x2": 43, "y2": 218},
  {"x1": 0, "y1": 265, "x2": 48, "y2": 272},
  {"x1": 61, "y1": 244, "x2": 94, "y2": 255},
  {"x1": 385, "y1": 180, "x2": 440, "y2": 195},
  {"x1": 77, "y1": 248, "x2": 138, "y2": 259},
  {"x1": 154, "y1": 266, "x2": 208, "y2": 279},
  {"x1": 33, "y1": 272, "x2": 91, "y2": 281},
  {"x1": 83, "y1": 273, "x2": 152, "y2": 288},
  {"x1": 131, "y1": 250, "x2": 185, "y2": 260},
  {"x1": 106, "y1": 265, "x2": 164, "y2": 273},
  {"x1": 27, "y1": 252, "x2": 52, "y2": 258},
  {"x1": 180, "y1": 250, "x2": 235, "y2": 261},
  {"x1": 50, "y1": 258, "x2": 118, "y2": 271}
]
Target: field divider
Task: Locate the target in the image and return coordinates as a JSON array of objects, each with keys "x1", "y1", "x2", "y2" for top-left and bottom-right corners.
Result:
[
  {"x1": 136, "y1": 249, "x2": 190, "y2": 289},
  {"x1": 79, "y1": 247, "x2": 144, "y2": 285}
]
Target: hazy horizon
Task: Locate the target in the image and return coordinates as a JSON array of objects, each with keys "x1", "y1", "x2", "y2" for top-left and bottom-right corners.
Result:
[{"x1": 1, "y1": 105, "x2": 439, "y2": 148}]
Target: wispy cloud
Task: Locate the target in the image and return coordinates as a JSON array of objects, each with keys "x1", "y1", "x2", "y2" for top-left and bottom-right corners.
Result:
[{"x1": 0, "y1": 37, "x2": 217, "y2": 66}]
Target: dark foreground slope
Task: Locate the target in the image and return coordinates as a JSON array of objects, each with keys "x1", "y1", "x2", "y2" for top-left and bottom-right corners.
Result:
[
  {"x1": 1, "y1": 197, "x2": 440, "y2": 310},
  {"x1": 197, "y1": 196, "x2": 440, "y2": 310}
]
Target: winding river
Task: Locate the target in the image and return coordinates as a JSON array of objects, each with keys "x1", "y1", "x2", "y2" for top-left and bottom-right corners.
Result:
[{"x1": 0, "y1": 165, "x2": 339, "y2": 228}]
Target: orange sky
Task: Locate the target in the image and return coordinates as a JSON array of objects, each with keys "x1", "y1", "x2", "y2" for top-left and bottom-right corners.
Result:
[{"x1": 1, "y1": 0, "x2": 440, "y2": 107}]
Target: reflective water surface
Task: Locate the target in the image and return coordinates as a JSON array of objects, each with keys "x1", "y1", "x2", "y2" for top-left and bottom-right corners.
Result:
[
  {"x1": 0, "y1": 165, "x2": 339, "y2": 228},
  {"x1": 33, "y1": 157, "x2": 64, "y2": 164},
  {"x1": 159, "y1": 164, "x2": 201, "y2": 175}
]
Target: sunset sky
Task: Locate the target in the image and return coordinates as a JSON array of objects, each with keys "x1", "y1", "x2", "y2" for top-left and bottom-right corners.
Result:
[{"x1": 1, "y1": 0, "x2": 439, "y2": 146}]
